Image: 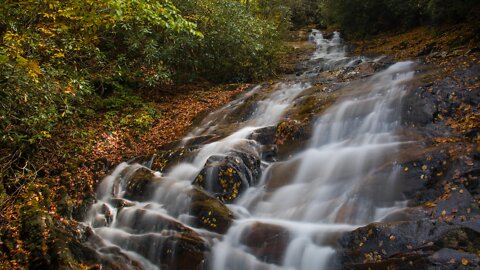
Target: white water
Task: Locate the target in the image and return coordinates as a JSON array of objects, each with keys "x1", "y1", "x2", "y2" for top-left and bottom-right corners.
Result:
[{"x1": 85, "y1": 31, "x2": 415, "y2": 270}]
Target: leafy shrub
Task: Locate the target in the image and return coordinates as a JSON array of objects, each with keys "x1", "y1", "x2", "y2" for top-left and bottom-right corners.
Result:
[
  {"x1": 424, "y1": 0, "x2": 480, "y2": 24},
  {"x1": 317, "y1": 0, "x2": 479, "y2": 37},
  {"x1": 167, "y1": 0, "x2": 284, "y2": 82},
  {"x1": 0, "y1": 0, "x2": 198, "y2": 155}
]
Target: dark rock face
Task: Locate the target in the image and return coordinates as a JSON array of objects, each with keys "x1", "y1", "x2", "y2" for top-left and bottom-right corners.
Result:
[
  {"x1": 152, "y1": 146, "x2": 200, "y2": 173},
  {"x1": 188, "y1": 187, "x2": 234, "y2": 234},
  {"x1": 248, "y1": 126, "x2": 277, "y2": 146},
  {"x1": 339, "y1": 220, "x2": 480, "y2": 270},
  {"x1": 275, "y1": 119, "x2": 312, "y2": 158},
  {"x1": 338, "y1": 62, "x2": 480, "y2": 270},
  {"x1": 123, "y1": 167, "x2": 161, "y2": 201},
  {"x1": 193, "y1": 147, "x2": 261, "y2": 203},
  {"x1": 115, "y1": 165, "x2": 234, "y2": 234},
  {"x1": 115, "y1": 208, "x2": 197, "y2": 235},
  {"x1": 94, "y1": 230, "x2": 210, "y2": 270},
  {"x1": 240, "y1": 222, "x2": 290, "y2": 265}
]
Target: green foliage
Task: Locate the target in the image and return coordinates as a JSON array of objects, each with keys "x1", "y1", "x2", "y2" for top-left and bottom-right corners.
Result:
[
  {"x1": 0, "y1": 0, "x2": 199, "y2": 155},
  {"x1": 317, "y1": 0, "x2": 479, "y2": 37},
  {"x1": 424, "y1": 0, "x2": 480, "y2": 24},
  {"x1": 167, "y1": 0, "x2": 285, "y2": 82}
]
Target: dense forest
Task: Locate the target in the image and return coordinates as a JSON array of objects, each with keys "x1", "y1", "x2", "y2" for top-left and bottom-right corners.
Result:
[{"x1": 1, "y1": 0, "x2": 479, "y2": 269}]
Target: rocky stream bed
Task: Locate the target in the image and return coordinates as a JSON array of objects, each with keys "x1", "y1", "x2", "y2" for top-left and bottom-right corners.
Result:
[{"x1": 65, "y1": 30, "x2": 480, "y2": 270}]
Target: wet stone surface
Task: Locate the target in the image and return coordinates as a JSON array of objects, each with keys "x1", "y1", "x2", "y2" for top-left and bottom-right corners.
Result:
[{"x1": 193, "y1": 148, "x2": 262, "y2": 203}]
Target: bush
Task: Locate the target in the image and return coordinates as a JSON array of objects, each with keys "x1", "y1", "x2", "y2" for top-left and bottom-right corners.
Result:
[
  {"x1": 424, "y1": 0, "x2": 480, "y2": 24},
  {"x1": 0, "y1": 0, "x2": 199, "y2": 155},
  {"x1": 318, "y1": 0, "x2": 421, "y2": 37},
  {"x1": 167, "y1": 0, "x2": 284, "y2": 82},
  {"x1": 317, "y1": 0, "x2": 480, "y2": 37}
]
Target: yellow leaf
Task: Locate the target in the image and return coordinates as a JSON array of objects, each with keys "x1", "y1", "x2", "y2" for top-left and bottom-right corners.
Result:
[
  {"x1": 461, "y1": 258, "x2": 468, "y2": 265},
  {"x1": 425, "y1": 201, "x2": 437, "y2": 208},
  {"x1": 53, "y1": 52, "x2": 65, "y2": 58}
]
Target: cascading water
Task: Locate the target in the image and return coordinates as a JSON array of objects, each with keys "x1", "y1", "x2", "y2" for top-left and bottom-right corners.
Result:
[{"x1": 85, "y1": 30, "x2": 415, "y2": 270}]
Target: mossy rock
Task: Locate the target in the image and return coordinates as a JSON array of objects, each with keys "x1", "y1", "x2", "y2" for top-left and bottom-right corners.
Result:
[
  {"x1": 275, "y1": 119, "x2": 312, "y2": 158},
  {"x1": 188, "y1": 187, "x2": 234, "y2": 234},
  {"x1": 240, "y1": 222, "x2": 290, "y2": 264},
  {"x1": 151, "y1": 147, "x2": 199, "y2": 173},
  {"x1": 123, "y1": 167, "x2": 161, "y2": 201},
  {"x1": 193, "y1": 149, "x2": 261, "y2": 203}
]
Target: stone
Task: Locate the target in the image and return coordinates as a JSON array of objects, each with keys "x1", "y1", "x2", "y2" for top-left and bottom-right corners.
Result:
[
  {"x1": 123, "y1": 167, "x2": 162, "y2": 201},
  {"x1": 193, "y1": 147, "x2": 261, "y2": 203},
  {"x1": 240, "y1": 222, "x2": 290, "y2": 264},
  {"x1": 339, "y1": 219, "x2": 480, "y2": 269},
  {"x1": 152, "y1": 147, "x2": 200, "y2": 173},
  {"x1": 188, "y1": 187, "x2": 234, "y2": 234}
]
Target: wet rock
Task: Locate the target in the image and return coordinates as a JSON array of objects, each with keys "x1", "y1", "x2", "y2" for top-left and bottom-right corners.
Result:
[
  {"x1": 123, "y1": 167, "x2": 161, "y2": 201},
  {"x1": 397, "y1": 147, "x2": 450, "y2": 202},
  {"x1": 339, "y1": 219, "x2": 480, "y2": 269},
  {"x1": 402, "y1": 64, "x2": 480, "y2": 140},
  {"x1": 188, "y1": 187, "x2": 234, "y2": 234},
  {"x1": 106, "y1": 166, "x2": 233, "y2": 234},
  {"x1": 152, "y1": 147, "x2": 199, "y2": 173},
  {"x1": 275, "y1": 119, "x2": 312, "y2": 158},
  {"x1": 107, "y1": 198, "x2": 135, "y2": 209},
  {"x1": 430, "y1": 248, "x2": 479, "y2": 269},
  {"x1": 101, "y1": 204, "x2": 113, "y2": 226},
  {"x1": 115, "y1": 207, "x2": 201, "y2": 236},
  {"x1": 182, "y1": 134, "x2": 221, "y2": 147},
  {"x1": 92, "y1": 246, "x2": 145, "y2": 270},
  {"x1": 73, "y1": 192, "x2": 96, "y2": 221},
  {"x1": 260, "y1": 144, "x2": 278, "y2": 162},
  {"x1": 127, "y1": 155, "x2": 156, "y2": 168},
  {"x1": 95, "y1": 228, "x2": 210, "y2": 270},
  {"x1": 193, "y1": 146, "x2": 261, "y2": 203},
  {"x1": 429, "y1": 186, "x2": 478, "y2": 220},
  {"x1": 401, "y1": 86, "x2": 438, "y2": 128},
  {"x1": 240, "y1": 222, "x2": 290, "y2": 264},
  {"x1": 248, "y1": 126, "x2": 277, "y2": 145},
  {"x1": 224, "y1": 101, "x2": 258, "y2": 123},
  {"x1": 263, "y1": 160, "x2": 300, "y2": 191}
]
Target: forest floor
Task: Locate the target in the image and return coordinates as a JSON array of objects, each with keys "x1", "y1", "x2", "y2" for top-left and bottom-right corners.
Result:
[{"x1": 1, "y1": 24, "x2": 478, "y2": 269}]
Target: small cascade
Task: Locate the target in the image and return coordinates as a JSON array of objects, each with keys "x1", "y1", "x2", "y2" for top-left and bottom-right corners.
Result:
[{"x1": 85, "y1": 30, "x2": 416, "y2": 270}]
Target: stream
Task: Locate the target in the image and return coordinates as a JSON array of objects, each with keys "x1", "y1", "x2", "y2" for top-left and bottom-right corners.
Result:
[{"x1": 85, "y1": 30, "x2": 417, "y2": 270}]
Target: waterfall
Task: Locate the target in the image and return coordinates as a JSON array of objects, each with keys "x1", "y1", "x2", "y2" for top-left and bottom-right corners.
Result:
[{"x1": 85, "y1": 30, "x2": 415, "y2": 270}]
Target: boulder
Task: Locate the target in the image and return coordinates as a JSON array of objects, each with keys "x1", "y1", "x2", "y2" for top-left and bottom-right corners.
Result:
[
  {"x1": 94, "y1": 228, "x2": 210, "y2": 270},
  {"x1": 339, "y1": 219, "x2": 480, "y2": 269},
  {"x1": 115, "y1": 207, "x2": 197, "y2": 235},
  {"x1": 275, "y1": 119, "x2": 312, "y2": 158},
  {"x1": 240, "y1": 222, "x2": 290, "y2": 265},
  {"x1": 248, "y1": 126, "x2": 277, "y2": 146},
  {"x1": 123, "y1": 167, "x2": 161, "y2": 201},
  {"x1": 152, "y1": 146, "x2": 200, "y2": 173},
  {"x1": 192, "y1": 140, "x2": 262, "y2": 203},
  {"x1": 193, "y1": 149, "x2": 261, "y2": 203},
  {"x1": 188, "y1": 187, "x2": 234, "y2": 234}
]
